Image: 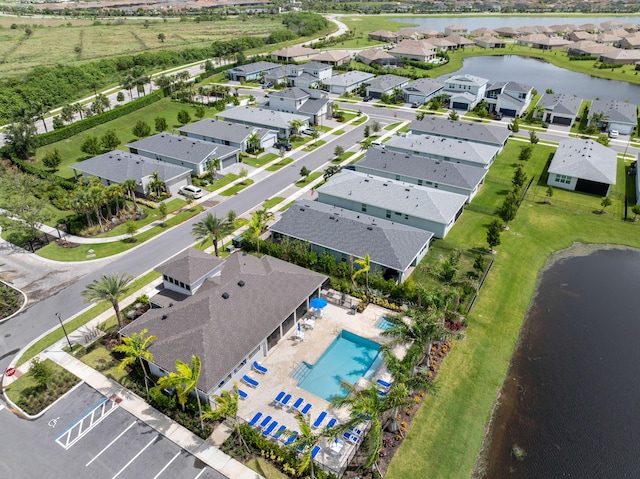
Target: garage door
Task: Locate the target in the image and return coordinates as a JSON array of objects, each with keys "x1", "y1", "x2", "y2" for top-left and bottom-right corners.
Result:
[
  {"x1": 452, "y1": 102, "x2": 469, "y2": 111},
  {"x1": 552, "y1": 116, "x2": 572, "y2": 126},
  {"x1": 222, "y1": 155, "x2": 238, "y2": 169},
  {"x1": 575, "y1": 178, "x2": 609, "y2": 196},
  {"x1": 499, "y1": 108, "x2": 517, "y2": 117}
]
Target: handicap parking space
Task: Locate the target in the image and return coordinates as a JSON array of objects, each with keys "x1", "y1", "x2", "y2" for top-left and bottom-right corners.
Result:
[{"x1": 0, "y1": 383, "x2": 225, "y2": 479}]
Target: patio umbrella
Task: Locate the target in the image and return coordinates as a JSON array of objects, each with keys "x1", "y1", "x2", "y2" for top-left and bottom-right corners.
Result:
[
  {"x1": 310, "y1": 297, "x2": 328, "y2": 309},
  {"x1": 298, "y1": 322, "x2": 301, "y2": 331}
]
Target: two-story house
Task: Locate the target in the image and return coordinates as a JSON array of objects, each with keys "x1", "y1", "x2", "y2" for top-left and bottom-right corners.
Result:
[
  {"x1": 443, "y1": 74, "x2": 489, "y2": 111},
  {"x1": 484, "y1": 81, "x2": 534, "y2": 117},
  {"x1": 268, "y1": 87, "x2": 332, "y2": 126}
]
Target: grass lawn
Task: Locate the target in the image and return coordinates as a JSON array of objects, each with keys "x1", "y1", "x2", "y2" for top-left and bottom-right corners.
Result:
[
  {"x1": 219, "y1": 180, "x2": 254, "y2": 196},
  {"x1": 332, "y1": 151, "x2": 355, "y2": 164},
  {"x1": 36, "y1": 98, "x2": 211, "y2": 180},
  {"x1": 303, "y1": 139, "x2": 326, "y2": 152},
  {"x1": 352, "y1": 116, "x2": 367, "y2": 125},
  {"x1": 333, "y1": 129, "x2": 345, "y2": 135},
  {"x1": 279, "y1": 201, "x2": 294, "y2": 212},
  {"x1": 79, "y1": 346, "x2": 128, "y2": 384},
  {"x1": 17, "y1": 270, "x2": 160, "y2": 367},
  {"x1": 206, "y1": 173, "x2": 239, "y2": 192},
  {"x1": 340, "y1": 16, "x2": 417, "y2": 39},
  {"x1": 262, "y1": 197, "x2": 285, "y2": 209},
  {"x1": 295, "y1": 172, "x2": 322, "y2": 187},
  {"x1": 35, "y1": 206, "x2": 203, "y2": 261},
  {"x1": 384, "y1": 121, "x2": 403, "y2": 130},
  {"x1": 266, "y1": 158, "x2": 293, "y2": 171},
  {"x1": 94, "y1": 198, "x2": 186, "y2": 238},
  {"x1": 243, "y1": 153, "x2": 278, "y2": 168},
  {"x1": 245, "y1": 458, "x2": 289, "y2": 479}
]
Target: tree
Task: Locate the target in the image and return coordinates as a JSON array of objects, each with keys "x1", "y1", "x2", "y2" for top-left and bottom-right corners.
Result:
[
  {"x1": 155, "y1": 116, "x2": 168, "y2": 133},
  {"x1": 545, "y1": 88, "x2": 554, "y2": 94},
  {"x1": 512, "y1": 165, "x2": 527, "y2": 189},
  {"x1": 499, "y1": 191, "x2": 519, "y2": 225},
  {"x1": 148, "y1": 171, "x2": 165, "y2": 198},
  {"x1": 116, "y1": 91, "x2": 125, "y2": 102},
  {"x1": 631, "y1": 204, "x2": 640, "y2": 220},
  {"x1": 334, "y1": 145, "x2": 344, "y2": 158},
  {"x1": 323, "y1": 165, "x2": 341, "y2": 181},
  {"x1": 508, "y1": 117, "x2": 520, "y2": 133},
  {"x1": 239, "y1": 167, "x2": 248, "y2": 183},
  {"x1": 518, "y1": 146, "x2": 532, "y2": 164},
  {"x1": 4, "y1": 116, "x2": 37, "y2": 160},
  {"x1": 101, "y1": 129, "x2": 120, "y2": 151},
  {"x1": 529, "y1": 130, "x2": 539, "y2": 144},
  {"x1": 600, "y1": 196, "x2": 612, "y2": 214},
  {"x1": 81, "y1": 273, "x2": 134, "y2": 329},
  {"x1": 132, "y1": 120, "x2": 151, "y2": 138},
  {"x1": 207, "y1": 158, "x2": 221, "y2": 181},
  {"x1": 158, "y1": 201, "x2": 168, "y2": 226},
  {"x1": 416, "y1": 112, "x2": 425, "y2": 121},
  {"x1": 372, "y1": 121, "x2": 381, "y2": 133},
  {"x1": 330, "y1": 381, "x2": 411, "y2": 469},
  {"x1": 60, "y1": 104, "x2": 75, "y2": 124},
  {"x1": 158, "y1": 33, "x2": 166, "y2": 43},
  {"x1": 299, "y1": 166, "x2": 311, "y2": 182},
  {"x1": 289, "y1": 119, "x2": 304, "y2": 135},
  {"x1": 91, "y1": 94, "x2": 110, "y2": 115},
  {"x1": 177, "y1": 109, "x2": 191, "y2": 125},
  {"x1": 42, "y1": 149, "x2": 62, "y2": 171},
  {"x1": 589, "y1": 111, "x2": 607, "y2": 129},
  {"x1": 486, "y1": 219, "x2": 502, "y2": 252},
  {"x1": 113, "y1": 328, "x2": 156, "y2": 400},
  {"x1": 192, "y1": 213, "x2": 229, "y2": 256},
  {"x1": 157, "y1": 355, "x2": 205, "y2": 430},
  {"x1": 545, "y1": 186, "x2": 554, "y2": 204},
  {"x1": 364, "y1": 125, "x2": 370, "y2": 138},
  {"x1": 195, "y1": 105, "x2": 206, "y2": 119},
  {"x1": 122, "y1": 178, "x2": 138, "y2": 212},
  {"x1": 247, "y1": 132, "x2": 260, "y2": 154},
  {"x1": 596, "y1": 134, "x2": 610, "y2": 146},
  {"x1": 80, "y1": 136, "x2": 101, "y2": 156},
  {"x1": 30, "y1": 357, "x2": 52, "y2": 390},
  {"x1": 245, "y1": 207, "x2": 274, "y2": 255},
  {"x1": 289, "y1": 412, "x2": 322, "y2": 479},
  {"x1": 202, "y1": 383, "x2": 249, "y2": 452},
  {"x1": 31, "y1": 101, "x2": 49, "y2": 133},
  {"x1": 52, "y1": 116, "x2": 64, "y2": 130},
  {"x1": 448, "y1": 110, "x2": 459, "y2": 121},
  {"x1": 352, "y1": 254, "x2": 371, "y2": 289}
]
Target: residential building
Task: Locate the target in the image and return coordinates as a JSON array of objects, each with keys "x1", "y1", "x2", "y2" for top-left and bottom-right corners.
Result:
[
  {"x1": 532, "y1": 37, "x2": 572, "y2": 50},
  {"x1": 226, "y1": 61, "x2": 281, "y2": 82},
  {"x1": 443, "y1": 74, "x2": 489, "y2": 111},
  {"x1": 388, "y1": 39, "x2": 437, "y2": 62},
  {"x1": 484, "y1": 81, "x2": 534, "y2": 117},
  {"x1": 599, "y1": 49, "x2": 640, "y2": 65},
  {"x1": 312, "y1": 50, "x2": 351, "y2": 66},
  {"x1": 427, "y1": 37, "x2": 458, "y2": 51},
  {"x1": 444, "y1": 34, "x2": 476, "y2": 49},
  {"x1": 71, "y1": 151, "x2": 192, "y2": 197},
  {"x1": 589, "y1": 99, "x2": 638, "y2": 135},
  {"x1": 270, "y1": 200, "x2": 433, "y2": 283},
  {"x1": 444, "y1": 24, "x2": 467, "y2": 36},
  {"x1": 355, "y1": 148, "x2": 487, "y2": 202},
  {"x1": 356, "y1": 49, "x2": 404, "y2": 68},
  {"x1": 568, "y1": 31, "x2": 597, "y2": 42},
  {"x1": 469, "y1": 28, "x2": 497, "y2": 38},
  {"x1": 322, "y1": 71, "x2": 375, "y2": 95},
  {"x1": 215, "y1": 106, "x2": 309, "y2": 139},
  {"x1": 316, "y1": 170, "x2": 466, "y2": 238},
  {"x1": 384, "y1": 133, "x2": 499, "y2": 169},
  {"x1": 368, "y1": 30, "x2": 400, "y2": 43},
  {"x1": 127, "y1": 133, "x2": 240, "y2": 175},
  {"x1": 494, "y1": 26, "x2": 521, "y2": 38},
  {"x1": 268, "y1": 87, "x2": 331, "y2": 125},
  {"x1": 547, "y1": 139, "x2": 617, "y2": 196},
  {"x1": 473, "y1": 35, "x2": 506, "y2": 48},
  {"x1": 285, "y1": 61, "x2": 333, "y2": 88},
  {"x1": 121, "y1": 249, "x2": 327, "y2": 398},
  {"x1": 596, "y1": 33, "x2": 622, "y2": 46},
  {"x1": 271, "y1": 46, "x2": 318, "y2": 62},
  {"x1": 366, "y1": 74, "x2": 410, "y2": 99},
  {"x1": 516, "y1": 33, "x2": 548, "y2": 47},
  {"x1": 618, "y1": 35, "x2": 640, "y2": 49},
  {"x1": 537, "y1": 93, "x2": 583, "y2": 126},
  {"x1": 178, "y1": 119, "x2": 277, "y2": 152},
  {"x1": 409, "y1": 115, "x2": 510, "y2": 151},
  {"x1": 402, "y1": 78, "x2": 444, "y2": 104},
  {"x1": 567, "y1": 40, "x2": 617, "y2": 57}
]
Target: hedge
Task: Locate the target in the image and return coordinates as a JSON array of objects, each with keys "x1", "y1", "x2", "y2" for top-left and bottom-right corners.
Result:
[
  {"x1": 34, "y1": 89, "x2": 166, "y2": 148},
  {"x1": 11, "y1": 157, "x2": 76, "y2": 190}
]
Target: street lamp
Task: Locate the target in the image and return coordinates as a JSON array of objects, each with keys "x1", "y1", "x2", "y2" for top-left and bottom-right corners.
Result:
[{"x1": 55, "y1": 312, "x2": 73, "y2": 350}]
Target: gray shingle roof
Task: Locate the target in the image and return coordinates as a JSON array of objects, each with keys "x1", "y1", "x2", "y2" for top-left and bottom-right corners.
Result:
[
  {"x1": 127, "y1": 133, "x2": 239, "y2": 165},
  {"x1": 298, "y1": 97, "x2": 329, "y2": 115},
  {"x1": 157, "y1": 248, "x2": 224, "y2": 286},
  {"x1": 179, "y1": 119, "x2": 270, "y2": 144},
  {"x1": 317, "y1": 170, "x2": 467, "y2": 224},
  {"x1": 590, "y1": 99, "x2": 638, "y2": 124},
  {"x1": 356, "y1": 148, "x2": 487, "y2": 189},
  {"x1": 538, "y1": 93, "x2": 583, "y2": 116},
  {"x1": 217, "y1": 106, "x2": 309, "y2": 130},
  {"x1": 324, "y1": 71, "x2": 375, "y2": 87},
  {"x1": 270, "y1": 200, "x2": 433, "y2": 271},
  {"x1": 444, "y1": 74, "x2": 489, "y2": 88},
  {"x1": 269, "y1": 87, "x2": 311, "y2": 100},
  {"x1": 121, "y1": 252, "x2": 327, "y2": 392},
  {"x1": 72, "y1": 150, "x2": 191, "y2": 184},
  {"x1": 409, "y1": 116, "x2": 510, "y2": 146},
  {"x1": 548, "y1": 139, "x2": 617, "y2": 184},
  {"x1": 385, "y1": 134, "x2": 498, "y2": 168},
  {"x1": 228, "y1": 61, "x2": 280, "y2": 76},
  {"x1": 403, "y1": 78, "x2": 444, "y2": 96}
]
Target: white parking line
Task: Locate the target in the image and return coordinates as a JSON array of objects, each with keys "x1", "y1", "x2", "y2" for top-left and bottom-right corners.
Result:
[
  {"x1": 153, "y1": 450, "x2": 181, "y2": 479},
  {"x1": 194, "y1": 468, "x2": 208, "y2": 479},
  {"x1": 86, "y1": 420, "x2": 137, "y2": 467},
  {"x1": 0, "y1": 404, "x2": 4, "y2": 412},
  {"x1": 112, "y1": 435, "x2": 157, "y2": 479}
]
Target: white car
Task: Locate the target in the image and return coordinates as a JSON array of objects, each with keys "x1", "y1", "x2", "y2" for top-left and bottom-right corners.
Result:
[
  {"x1": 609, "y1": 129, "x2": 619, "y2": 139},
  {"x1": 179, "y1": 185, "x2": 203, "y2": 199}
]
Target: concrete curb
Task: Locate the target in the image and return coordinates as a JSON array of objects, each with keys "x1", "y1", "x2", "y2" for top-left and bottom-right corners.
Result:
[{"x1": 0, "y1": 278, "x2": 28, "y2": 325}]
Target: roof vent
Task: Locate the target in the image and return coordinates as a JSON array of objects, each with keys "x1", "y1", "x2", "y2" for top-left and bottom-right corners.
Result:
[
  {"x1": 329, "y1": 215, "x2": 335, "y2": 220},
  {"x1": 238, "y1": 280, "x2": 245, "y2": 287},
  {"x1": 405, "y1": 188, "x2": 410, "y2": 192},
  {"x1": 222, "y1": 292, "x2": 230, "y2": 299},
  {"x1": 161, "y1": 314, "x2": 168, "y2": 320},
  {"x1": 169, "y1": 303, "x2": 174, "y2": 307},
  {"x1": 300, "y1": 207, "x2": 305, "y2": 211},
  {"x1": 383, "y1": 183, "x2": 388, "y2": 187},
  {"x1": 367, "y1": 226, "x2": 373, "y2": 231}
]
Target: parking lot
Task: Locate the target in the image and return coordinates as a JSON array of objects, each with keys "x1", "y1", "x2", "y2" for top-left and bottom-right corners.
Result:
[{"x1": 0, "y1": 383, "x2": 226, "y2": 479}]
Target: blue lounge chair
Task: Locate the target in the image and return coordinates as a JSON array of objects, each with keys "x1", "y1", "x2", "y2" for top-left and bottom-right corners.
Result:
[
  {"x1": 272, "y1": 391, "x2": 285, "y2": 405},
  {"x1": 312, "y1": 411, "x2": 327, "y2": 428},
  {"x1": 325, "y1": 418, "x2": 337, "y2": 430},
  {"x1": 349, "y1": 425, "x2": 363, "y2": 436},
  {"x1": 300, "y1": 403, "x2": 312, "y2": 415},
  {"x1": 290, "y1": 397, "x2": 303, "y2": 411},
  {"x1": 278, "y1": 394, "x2": 292, "y2": 408},
  {"x1": 253, "y1": 361, "x2": 268, "y2": 374},
  {"x1": 311, "y1": 445, "x2": 321, "y2": 459},
  {"x1": 258, "y1": 415, "x2": 272, "y2": 429},
  {"x1": 238, "y1": 389, "x2": 248, "y2": 400},
  {"x1": 272, "y1": 425, "x2": 287, "y2": 441},
  {"x1": 343, "y1": 432, "x2": 360, "y2": 445},
  {"x1": 376, "y1": 378, "x2": 392, "y2": 389},
  {"x1": 284, "y1": 431, "x2": 298, "y2": 446},
  {"x1": 262, "y1": 421, "x2": 278, "y2": 437},
  {"x1": 248, "y1": 412, "x2": 262, "y2": 427},
  {"x1": 242, "y1": 375, "x2": 259, "y2": 388}
]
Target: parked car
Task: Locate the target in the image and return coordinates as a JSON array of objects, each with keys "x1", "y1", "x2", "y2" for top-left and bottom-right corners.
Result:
[
  {"x1": 275, "y1": 141, "x2": 292, "y2": 151},
  {"x1": 179, "y1": 185, "x2": 203, "y2": 199},
  {"x1": 494, "y1": 112, "x2": 503, "y2": 120},
  {"x1": 362, "y1": 95, "x2": 372, "y2": 102},
  {"x1": 411, "y1": 101, "x2": 421, "y2": 108},
  {"x1": 609, "y1": 129, "x2": 619, "y2": 139},
  {"x1": 302, "y1": 127, "x2": 316, "y2": 136},
  {"x1": 262, "y1": 82, "x2": 273, "y2": 89}
]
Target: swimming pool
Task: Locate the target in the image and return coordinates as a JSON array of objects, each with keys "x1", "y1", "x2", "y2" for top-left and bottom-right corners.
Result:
[{"x1": 297, "y1": 330, "x2": 381, "y2": 401}]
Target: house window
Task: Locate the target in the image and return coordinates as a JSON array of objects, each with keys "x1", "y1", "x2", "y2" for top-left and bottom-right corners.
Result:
[
  {"x1": 395, "y1": 175, "x2": 400, "y2": 180},
  {"x1": 185, "y1": 284, "x2": 191, "y2": 291},
  {"x1": 386, "y1": 210, "x2": 391, "y2": 218},
  {"x1": 418, "y1": 179, "x2": 423, "y2": 186},
  {"x1": 361, "y1": 203, "x2": 367, "y2": 212},
  {"x1": 555, "y1": 174, "x2": 572, "y2": 184},
  {"x1": 404, "y1": 214, "x2": 409, "y2": 220}
]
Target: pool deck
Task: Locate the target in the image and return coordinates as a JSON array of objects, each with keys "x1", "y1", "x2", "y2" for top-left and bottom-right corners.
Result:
[{"x1": 212, "y1": 302, "x2": 398, "y2": 470}]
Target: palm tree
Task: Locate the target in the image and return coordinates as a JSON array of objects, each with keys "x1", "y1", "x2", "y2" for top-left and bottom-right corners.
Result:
[
  {"x1": 288, "y1": 412, "x2": 321, "y2": 479},
  {"x1": 330, "y1": 381, "x2": 411, "y2": 469},
  {"x1": 81, "y1": 273, "x2": 134, "y2": 329},
  {"x1": 289, "y1": 119, "x2": 304, "y2": 136},
  {"x1": 122, "y1": 178, "x2": 138, "y2": 212},
  {"x1": 157, "y1": 355, "x2": 205, "y2": 429},
  {"x1": 121, "y1": 74, "x2": 136, "y2": 100},
  {"x1": 192, "y1": 213, "x2": 229, "y2": 256},
  {"x1": 352, "y1": 254, "x2": 371, "y2": 289},
  {"x1": 206, "y1": 158, "x2": 221, "y2": 181},
  {"x1": 113, "y1": 328, "x2": 156, "y2": 400},
  {"x1": 246, "y1": 132, "x2": 260, "y2": 154},
  {"x1": 202, "y1": 382, "x2": 249, "y2": 452},
  {"x1": 148, "y1": 171, "x2": 165, "y2": 198}
]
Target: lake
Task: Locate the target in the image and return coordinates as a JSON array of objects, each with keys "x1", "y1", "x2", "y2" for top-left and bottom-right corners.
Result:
[
  {"x1": 436, "y1": 55, "x2": 640, "y2": 103},
  {"x1": 392, "y1": 15, "x2": 640, "y2": 32},
  {"x1": 482, "y1": 246, "x2": 640, "y2": 478}
]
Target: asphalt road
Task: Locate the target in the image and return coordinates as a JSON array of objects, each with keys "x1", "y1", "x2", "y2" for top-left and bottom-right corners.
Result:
[{"x1": 0, "y1": 120, "x2": 367, "y2": 373}]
